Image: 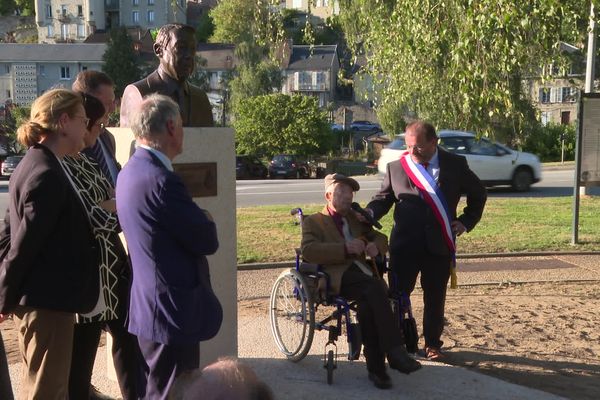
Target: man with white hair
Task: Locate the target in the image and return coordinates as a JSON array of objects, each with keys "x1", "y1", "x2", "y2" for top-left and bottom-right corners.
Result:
[
  {"x1": 183, "y1": 358, "x2": 273, "y2": 400},
  {"x1": 116, "y1": 94, "x2": 222, "y2": 399}
]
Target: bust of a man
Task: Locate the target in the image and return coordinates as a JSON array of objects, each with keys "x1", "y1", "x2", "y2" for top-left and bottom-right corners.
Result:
[{"x1": 120, "y1": 23, "x2": 214, "y2": 128}]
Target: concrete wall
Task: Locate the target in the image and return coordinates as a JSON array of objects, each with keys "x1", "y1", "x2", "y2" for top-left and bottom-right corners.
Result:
[{"x1": 108, "y1": 127, "x2": 237, "y2": 373}]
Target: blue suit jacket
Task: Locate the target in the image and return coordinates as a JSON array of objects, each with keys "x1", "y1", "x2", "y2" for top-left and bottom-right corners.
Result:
[{"x1": 116, "y1": 147, "x2": 222, "y2": 345}]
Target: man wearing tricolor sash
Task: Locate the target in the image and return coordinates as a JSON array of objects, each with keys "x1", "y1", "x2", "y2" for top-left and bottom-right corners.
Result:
[{"x1": 366, "y1": 121, "x2": 486, "y2": 360}]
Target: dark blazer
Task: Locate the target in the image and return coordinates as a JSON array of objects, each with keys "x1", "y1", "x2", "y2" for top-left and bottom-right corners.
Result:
[
  {"x1": 116, "y1": 147, "x2": 222, "y2": 345},
  {"x1": 120, "y1": 69, "x2": 214, "y2": 128},
  {"x1": 368, "y1": 148, "x2": 487, "y2": 256},
  {"x1": 0, "y1": 144, "x2": 99, "y2": 314}
]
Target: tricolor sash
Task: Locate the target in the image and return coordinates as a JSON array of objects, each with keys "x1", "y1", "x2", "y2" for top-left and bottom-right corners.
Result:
[{"x1": 400, "y1": 153, "x2": 459, "y2": 287}]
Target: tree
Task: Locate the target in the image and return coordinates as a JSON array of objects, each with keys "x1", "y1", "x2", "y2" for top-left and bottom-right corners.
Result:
[
  {"x1": 0, "y1": 104, "x2": 28, "y2": 154},
  {"x1": 102, "y1": 27, "x2": 142, "y2": 98},
  {"x1": 195, "y1": 12, "x2": 215, "y2": 43},
  {"x1": 339, "y1": 0, "x2": 588, "y2": 143},
  {"x1": 234, "y1": 94, "x2": 333, "y2": 157}
]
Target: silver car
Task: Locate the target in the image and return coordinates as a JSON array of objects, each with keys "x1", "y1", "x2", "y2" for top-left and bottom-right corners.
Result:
[{"x1": 377, "y1": 130, "x2": 541, "y2": 191}]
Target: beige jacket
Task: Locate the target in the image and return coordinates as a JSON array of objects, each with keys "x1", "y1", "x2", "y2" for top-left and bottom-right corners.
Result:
[{"x1": 300, "y1": 207, "x2": 389, "y2": 294}]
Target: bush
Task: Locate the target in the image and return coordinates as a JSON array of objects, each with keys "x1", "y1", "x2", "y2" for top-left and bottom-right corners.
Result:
[
  {"x1": 234, "y1": 94, "x2": 333, "y2": 157},
  {"x1": 522, "y1": 123, "x2": 576, "y2": 162}
]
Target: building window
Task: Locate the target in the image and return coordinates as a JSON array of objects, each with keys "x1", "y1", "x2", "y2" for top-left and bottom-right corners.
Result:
[
  {"x1": 39, "y1": 65, "x2": 45, "y2": 76},
  {"x1": 561, "y1": 111, "x2": 570, "y2": 125},
  {"x1": 147, "y1": 10, "x2": 155, "y2": 23},
  {"x1": 540, "y1": 111, "x2": 551, "y2": 126},
  {"x1": 133, "y1": 0, "x2": 139, "y2": 5},
  {"x1": 60, "y1": 66, "x2": 70, "y2": 79},
  {"x1": 539, "y1": 87, "x2": 551, "y2": 104},
  {"x1": 5, "y1": 65, "x2": 10, "y2": 74},
  {"x1": 47, "y1": 24, "x2": 54, "y2": 37},
  {"x1": 77, "y1": 5, "x2": 83, "y2": 17},
  {"x1": 61, "y1": 23, "x2": 68, "y2": 40},
  {"x1": 45, "y1": 4, "x2": 52, "y2": 18},
  {"x1": 148, "y1": 0, "x2": 154, "y2": 4},
  {"x1": 77, "y1": 24, "x2": 85, "y2": 37},
  {"x1": 132, "y1": 11, "x2": 139, "y2": 23},
  {"x1": 60, "y1": 4, "x2": 67, "y2": 16},
  {"x1": 562, "y1": 87, "x2": 578, "y2": 103}
]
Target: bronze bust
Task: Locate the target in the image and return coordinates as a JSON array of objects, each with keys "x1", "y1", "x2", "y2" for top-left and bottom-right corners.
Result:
[{"x1": 120, "y1": 23, "x2": 214, "y2": 128}]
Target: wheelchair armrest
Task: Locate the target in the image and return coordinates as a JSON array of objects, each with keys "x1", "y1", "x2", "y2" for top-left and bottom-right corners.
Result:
[{"x1": 298, "y1": 262, "x2": 320, "y2": 274}]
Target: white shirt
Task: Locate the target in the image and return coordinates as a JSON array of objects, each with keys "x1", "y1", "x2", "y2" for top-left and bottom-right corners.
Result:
[
  {"x1": 138, "y1": 144, "x2": 173, "y2": 171},
  {"x1": 426, "y1": 148, "x2": 440, "y2": 183}
]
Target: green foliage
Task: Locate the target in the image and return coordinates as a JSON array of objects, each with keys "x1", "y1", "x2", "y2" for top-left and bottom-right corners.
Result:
[
  {"x1": 195, "y1": 12, "x2": 214, "y2": 43},
  {"x1": 377, "y1": 100, "x2": 408, "y2": 136},
  {"x1": 14, "y1": 0, "x2": 33, "y2": 15},
  {"x1": 339, "y1": 0, "x2": 588, "y2": 140},
  {"x1": 0, "y1": 105, "x2": 28, "y2": 154},
  {"x1": 102, "y1": 27, "x2": 142, "y2": 98},
  {"x1": 234, "y1": 94, "x2": 333, "y2": 157},
  {"x1": 0, "y1": 0, "x2": 16, "y2": 15},
  {"x1": 229, "y1": 56, "x2": 282, "y2": 112},
  {"x1": 0, "y1": 0, "x2": 33, "y2": 16},
  {"x1": 523, "y1": 123, "x2": 576, "y2": 162},
  {"x1": 209, "y1": 0, "x2": 284, "y2": 51}
]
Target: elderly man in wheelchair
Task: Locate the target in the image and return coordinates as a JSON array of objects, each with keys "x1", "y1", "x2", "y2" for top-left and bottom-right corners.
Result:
[{"x1": 300, "y1": 173, "x2": 421, "y2": 389}]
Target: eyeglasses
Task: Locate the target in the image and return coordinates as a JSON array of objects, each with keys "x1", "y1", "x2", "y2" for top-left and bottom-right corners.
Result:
[
  {"x1": 73, "y1": 115, "x2": 90, "y2": 126},
  {"x1": 406, "y1": 144, "x2": 428, "y2": 152}
]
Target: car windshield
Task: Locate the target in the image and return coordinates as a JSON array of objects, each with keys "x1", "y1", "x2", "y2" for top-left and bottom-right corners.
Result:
[
  {"x1": 387, "y1": 137, "x2": 406, "y2": 150},
  {"x1": 273, "y1": 155, "x2": 294, "y2": 162},
  {"x1": 5, "y1": 156, "x2": 22, "y2": 163}
]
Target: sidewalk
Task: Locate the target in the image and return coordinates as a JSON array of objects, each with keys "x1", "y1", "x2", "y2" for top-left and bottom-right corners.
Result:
[{"x1": 8, "y1": 254, "x2": 599, "y2": 399}]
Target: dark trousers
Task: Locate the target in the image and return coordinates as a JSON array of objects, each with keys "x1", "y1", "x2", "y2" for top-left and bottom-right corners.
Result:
[
  {"x1": 69, "y1": 319, "x2": 139, "y2": 400},
  {"x1": 391, "y1": 252, "x2": 451, "y2": 349},
  {"x1": 340, "y1": 265, "x2": 401, "y2": 374},
  {"x1": 136, "y1": 336, "x2": 199, "y2": 400}
]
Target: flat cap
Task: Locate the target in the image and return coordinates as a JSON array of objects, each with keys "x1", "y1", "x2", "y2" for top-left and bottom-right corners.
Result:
[{"x1": 324, "y1": 173, "x2": 360, "y2": 192}]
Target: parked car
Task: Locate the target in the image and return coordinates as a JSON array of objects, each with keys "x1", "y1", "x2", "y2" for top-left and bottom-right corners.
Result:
[
  {"x1": 268, "y1": 154, "x2": 311, "y2": 179},
  {"x1": 1, "y1": 155, "x2": 24, "y2": 178},
  {"x1": 351, "y1": 120, "x2": 382, "y2": 132},
  {"x1": 236, "y1": 155, "x2": 268, "y2": 179},
  {"x1": 377, "y1": 130, "x2": 542, "y2": 191},
  {"x1": 330, "y1": 123, "x2": 344, "y2": 132}
]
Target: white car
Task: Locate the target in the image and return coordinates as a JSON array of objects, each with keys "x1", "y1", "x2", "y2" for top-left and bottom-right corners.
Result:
[{"x1": 377, "y1": 130, "x2": 542, "y2": 191}]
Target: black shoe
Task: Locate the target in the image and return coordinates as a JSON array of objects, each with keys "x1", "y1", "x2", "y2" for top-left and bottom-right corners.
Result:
[
  {"x1": 387, "y1": 346, "x2": 422, "y2": 374},
  {"x1": 89, "y1": 385, "x2": 114, "y2": 400},
  {"x1": 368, "y1": 371, "x2": 392, "y2": 389}
]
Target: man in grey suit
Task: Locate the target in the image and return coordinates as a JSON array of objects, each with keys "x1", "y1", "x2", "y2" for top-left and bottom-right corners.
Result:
[
  {"x1": 116, "y1": 94, "x2": 222, "y2": 399},
  {"x1": 366, "y1": 121, "x2": 486, "y2": 360}
]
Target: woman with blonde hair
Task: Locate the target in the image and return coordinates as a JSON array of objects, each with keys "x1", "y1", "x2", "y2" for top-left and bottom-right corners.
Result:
[{"x1": 0, "y1": 88, "x2": 100, "y2": 399}]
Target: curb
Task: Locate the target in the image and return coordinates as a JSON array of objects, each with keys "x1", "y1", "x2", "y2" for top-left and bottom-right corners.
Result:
[{"x1": 237, "y1": 251, "x2": 600, "y2": 271}]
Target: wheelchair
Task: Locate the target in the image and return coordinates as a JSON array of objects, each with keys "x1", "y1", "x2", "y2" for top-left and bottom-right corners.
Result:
[{"x1": 268, "y1": 208, "x2": 419, "y2": 384}]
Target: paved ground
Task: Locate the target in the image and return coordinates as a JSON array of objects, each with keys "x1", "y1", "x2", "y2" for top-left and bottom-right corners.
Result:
[{"x1": 7, "y1": 254, "x2": 600, "y2": 399}]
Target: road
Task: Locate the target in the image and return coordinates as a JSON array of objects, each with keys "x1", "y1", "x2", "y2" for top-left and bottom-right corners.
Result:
[
  {"x1": 0, "y1": 169, "x2": 596, "y2": 212},
  {"x1": 236, "y1": 168, "x2": 600, "y2": 207}
]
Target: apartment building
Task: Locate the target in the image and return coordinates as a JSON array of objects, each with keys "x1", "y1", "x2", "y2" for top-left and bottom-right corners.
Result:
[
  {"x1": 34, "y1": 0, "x2": 186, "y2": 43},
  {"x1": 0, "y1": 43, "x2": 106, "y2": 106},
  {"x1": 284, "y1": 0, "x2": 339, "y2": 20}
]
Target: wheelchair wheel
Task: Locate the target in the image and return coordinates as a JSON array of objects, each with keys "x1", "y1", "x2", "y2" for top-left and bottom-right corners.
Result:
[
  {"x1": 402, "y1": 317, "x2": 419, "y2": 354},
  {"x1": 326, "y1": 349, "x2": 335, "y2": 385},
  {"x1": 269, "y1": 269, "x2": 315, "y2": 362}
]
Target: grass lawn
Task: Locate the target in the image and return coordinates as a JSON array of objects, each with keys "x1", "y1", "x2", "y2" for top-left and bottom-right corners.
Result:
[{"x1": 237, "y1": 196, "x2": 600, "y2": 264}]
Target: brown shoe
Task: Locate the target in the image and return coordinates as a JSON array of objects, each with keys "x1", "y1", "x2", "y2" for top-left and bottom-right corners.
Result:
[{"x1": 425, "y1": 346, "x2": 446, "y2": 361}]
